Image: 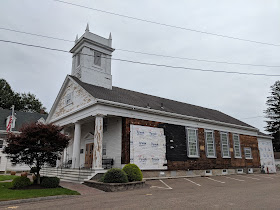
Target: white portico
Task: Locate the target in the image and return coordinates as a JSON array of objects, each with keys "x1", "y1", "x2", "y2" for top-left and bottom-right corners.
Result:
[{"x1": 47, "y1": 24, "x2": 121, "y2": 171}]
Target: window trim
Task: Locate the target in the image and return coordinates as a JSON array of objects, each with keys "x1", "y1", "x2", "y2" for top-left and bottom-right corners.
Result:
[
  {"x1": 94, "y1": 51, "x2": 102, "y2": 67},
  {"x1": 244, "y1": 147, "x2": 253, "y2": 159},
  {"x1": 220, "y1": 132, "x2": 230, "y2": 158},
  {"x1": 233, "y1": 134, "x2": 242, "y2": 158},
  {"x1": 205, "y1": 129, "x2": 216, "y2": 158},
  {"x1": 76, "y1": 53, "x2": 81, "y2": 67},
  {"x1": 65, "y1": 92, "x2": 73, "y2": 106},
  {"x1": 186, "y1": 127, "x2": 199, "y2": 158}
]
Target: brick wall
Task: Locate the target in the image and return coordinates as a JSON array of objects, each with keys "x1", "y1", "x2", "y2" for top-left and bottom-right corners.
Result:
[
  {"x1": 167, "y1": 129, "x2": 260, "y2": 170},
  {"x1": 121, "y1": 117, "x2": 160, "y2": 164},
  {"x1": 122, "y1": 117, "x2": 260, "y2": 170}
]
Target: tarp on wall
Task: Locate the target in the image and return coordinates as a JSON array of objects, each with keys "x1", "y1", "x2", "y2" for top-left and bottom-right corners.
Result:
[
  {"x1": 130, "y1": 125, "x2": 167, "y2": 170},
  {"x1": 258, "y1": 139, "x2": 276, "y2": 173}
]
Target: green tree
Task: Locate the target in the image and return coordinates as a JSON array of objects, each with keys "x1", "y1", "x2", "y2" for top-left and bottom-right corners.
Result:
[
  {"x1": 0, "y1": 78, "x2": 46, "y2": 113},
  {"x1": 4, "y1": 123, "x2": 70, "y2": 184},
  {"x1": 265, "y1": 80, "x2": 280, "y2": 151}
]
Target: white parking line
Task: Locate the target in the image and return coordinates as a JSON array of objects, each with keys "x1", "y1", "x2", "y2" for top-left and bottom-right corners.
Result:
[
  {"x1": 206, "y1": 177, "x2": 225, "y2": 184},
  {"x1": 150, "y1": 180, "x2": 172, "y2": 190},
  {"x1": 250, "y1": 174, "x2": 274, "y2": 179},
  {"x1": 225, "y1": 176, "x2": 245, "y2": 182},
  {"x1": 184, "y1": 178, "x2": 201, "y2": 186},
  {"x1": 238, "y1": 175, "x2": 260, "y2": 180}
]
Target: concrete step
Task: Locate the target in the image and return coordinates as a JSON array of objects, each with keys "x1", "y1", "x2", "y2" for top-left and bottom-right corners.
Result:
[
  {"x1": 41, "y1": 170, "x2": 93, "y2": 176},
  {"x1": 40, "y1": 167, "x2": 96, "y2": 183},
  {"x1": 42, "y1": 172, "x2": 90, "y2": 179},
  {"x1": 41, "y1": 168, "x2": 93, "y2": 173}
]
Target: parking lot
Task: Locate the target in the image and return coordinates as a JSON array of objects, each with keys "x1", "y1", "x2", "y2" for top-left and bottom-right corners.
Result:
[{"x1": 2, "y1": 173, "x2": 280, "y2": 210}]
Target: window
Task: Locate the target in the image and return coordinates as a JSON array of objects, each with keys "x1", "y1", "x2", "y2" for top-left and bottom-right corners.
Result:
[
  {"x1": 94, "y1": 51, "x2": 102, "y2": 66},
  {"x1": 233, "y1": 134, "x2": 242, "y2": 158},
  {"x1": 0, "y1": 140, "x2": 3, "y2": 148},
  {"x1": 186, "y1": 128, "x2": 199, "y2": 158},
  {"x1": 76, "y1": 53, "x2": 80, "y2": 67},
  {"x1": 205, "y1": 130, "x2": 216, "y2": 158},
  {"x1": 220, "y1": 132, "x2": 230, "y2": 158},
  {"x1": 65, "y1": 92, "x2": 73, "y2": 106},
  {"x1": 244, "y1": 147, "x2": 252, "y2": 159},
  {"x1": 102, "y1": 143, "x2": 106, "y2": 156}
]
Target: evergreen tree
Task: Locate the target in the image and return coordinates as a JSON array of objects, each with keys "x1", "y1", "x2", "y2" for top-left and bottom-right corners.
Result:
[
  {"x1": 0, "y1": 78, "x2": 46, "y2": 113},
  {"x1": 265, "y1": 80, "x2": 280, "y2": 151}
]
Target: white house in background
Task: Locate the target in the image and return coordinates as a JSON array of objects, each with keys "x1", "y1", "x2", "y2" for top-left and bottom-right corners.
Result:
[
  {"x1": 0, "y1": 108, "x2": 47, "y2": 172},
  {"x1": 45, "y1": 24, "x2": 275, "y2": 182}
]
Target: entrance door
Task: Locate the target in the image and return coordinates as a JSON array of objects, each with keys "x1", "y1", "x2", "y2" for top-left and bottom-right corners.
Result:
[{"x1": 85, "y1": 143, "x2": 94, "y2": 168}]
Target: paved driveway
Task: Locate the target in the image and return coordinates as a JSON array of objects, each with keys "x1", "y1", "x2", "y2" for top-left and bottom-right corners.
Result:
[{"x1": 1, "y1": 173, "x2": 280, "y2": 210}]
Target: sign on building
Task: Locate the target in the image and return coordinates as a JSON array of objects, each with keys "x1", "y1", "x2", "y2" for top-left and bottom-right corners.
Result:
[
  {"x1": 258, "y1": 139, "x2": 276, "y2": 173},
  {"x1": 130, "y1": 125, "x2": 167, "y2": 170}
]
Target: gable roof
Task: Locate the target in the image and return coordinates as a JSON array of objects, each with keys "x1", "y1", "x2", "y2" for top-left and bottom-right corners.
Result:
[
  {"x1": 70, "y1": 76, "x2": 254, "y2": 129},
  {"x1": 0, "y1": 108, "x2": 48, "y2": 132},
  {"x1": 257, "y1": 131, "x2": 272, "y2": 138}
]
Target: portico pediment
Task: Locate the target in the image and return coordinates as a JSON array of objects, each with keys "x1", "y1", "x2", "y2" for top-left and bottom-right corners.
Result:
[
  {"x1": 84, "y1": 132, "x2": 95, "y2": 140},
  {"x1": 47, "y1": 76, "x2": 96, "y2": 122}
]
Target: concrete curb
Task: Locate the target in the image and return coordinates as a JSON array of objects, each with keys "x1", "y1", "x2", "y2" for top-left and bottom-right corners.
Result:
[{"x1": 0, "y1": 195, "x2": 78, "y2": 206}]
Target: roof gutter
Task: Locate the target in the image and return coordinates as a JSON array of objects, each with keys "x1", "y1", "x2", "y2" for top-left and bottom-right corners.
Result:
[{"x1": 96, "y1": 98, "x2": 258, "y2": 132}]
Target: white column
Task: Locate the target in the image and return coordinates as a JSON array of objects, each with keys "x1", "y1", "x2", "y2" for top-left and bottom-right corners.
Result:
[
  {"x1": 92, "y1": 115, "x2": 103, "y2": 169},
  {"x1": 72, "y1": 122, "x2": 81, "y2": 168}
]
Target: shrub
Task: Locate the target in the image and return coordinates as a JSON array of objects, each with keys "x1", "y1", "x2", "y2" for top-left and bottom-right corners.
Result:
[
  {"x1": 103, "y1": 168, "x2": 128, "y2": 183},
  {"x1": 41, "y1": 177, "x2": 60, "y2": 188},
  {"x1": 10, "y1": 171, "x2": 16, "y2": 175},
  {"x1": 122, "y1": 164, "x2": 143, "y2": 182},
  {"x1": 11, "y1": 176, "x2": 31, "y2": 189},
  {"x1": 99, "y1": 175, "x2": 105, "y2": 182},
  {"x1": 33, "y1": 176, "x2": 47, "y2": 184},
  {"x1": 21, "y1": 172, "x2": 28, "y2": 177}
]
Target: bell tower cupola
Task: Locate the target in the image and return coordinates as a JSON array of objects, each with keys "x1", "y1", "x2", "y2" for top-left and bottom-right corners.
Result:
[{"x1": 70, "y1": 24, "x2": 115, "y2": 89}]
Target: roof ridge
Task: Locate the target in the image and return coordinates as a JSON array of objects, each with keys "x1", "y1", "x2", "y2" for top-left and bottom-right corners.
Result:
[{"x1": 69, "y1": 75, "x2": 254, "y2": 129}]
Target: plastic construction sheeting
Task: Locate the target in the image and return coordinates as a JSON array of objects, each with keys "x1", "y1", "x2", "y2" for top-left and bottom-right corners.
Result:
[
  {"x1": 258, "y1": 139, "x2": 276, "y2": 173},
  {"x1": 130, "y1": 125, "x2": 167, "y2": 170}
]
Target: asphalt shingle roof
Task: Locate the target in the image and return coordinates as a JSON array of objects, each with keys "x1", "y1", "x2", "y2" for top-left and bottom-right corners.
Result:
[
  {"x1": 70, "y1": 76, "x2": 254, "y2": 128},
  {"x1": 0, "y1": 108, "x2": 48, "y2": 131}
]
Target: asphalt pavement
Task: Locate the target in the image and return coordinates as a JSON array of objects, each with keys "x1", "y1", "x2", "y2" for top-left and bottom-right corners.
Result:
[{"x1": 1, "y1": 173, "x2": 279, "y2": 210}]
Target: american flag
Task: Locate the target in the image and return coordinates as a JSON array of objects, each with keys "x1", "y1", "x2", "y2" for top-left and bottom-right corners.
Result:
[
  {"x1": 6, "y1": 105, "x2": 14, "y2": 132},
  {"x1": 6, "y1": 115, "x2": 13, "y2": 132}
]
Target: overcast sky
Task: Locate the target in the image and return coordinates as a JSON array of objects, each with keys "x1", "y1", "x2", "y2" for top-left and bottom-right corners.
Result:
[{"x1": 0, "y1": 0, "x2": 279, "y2": 132}]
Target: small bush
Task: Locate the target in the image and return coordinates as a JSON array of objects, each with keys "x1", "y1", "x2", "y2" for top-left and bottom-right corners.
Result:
[
  {"x1": 122, "y1": 164, "x2": 143, "y2": 182},
  {"x1": 11, "y1": 176, "x2": 31, "y2": 189},
  {"x1": 103, "y1": 168, "x2": 128, "y2": 183},
  {"x1": 41, "y1": 177, "x2": 60, "y2": 188},
  {"x1": 33, "y1": 176, "x2": 47, "y2": 184},
  {"x1": 99, "y1": 175, "x2": 105, "y2": 182}
]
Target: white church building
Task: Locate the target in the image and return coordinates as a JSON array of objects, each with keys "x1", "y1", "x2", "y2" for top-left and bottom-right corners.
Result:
[{"x1": 44, "y1": 25, "x2": 276, "y2": 182}]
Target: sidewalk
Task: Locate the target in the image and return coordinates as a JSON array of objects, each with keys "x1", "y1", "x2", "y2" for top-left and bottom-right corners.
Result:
[{"x1": 59, "y1": 181, "x2": 104, "y2": 195}]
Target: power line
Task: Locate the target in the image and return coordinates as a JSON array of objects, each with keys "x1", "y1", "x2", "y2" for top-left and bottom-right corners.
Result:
[
  {"x1": 1, "y1": 27, "x2": 280, "y2": 68},
  {"x1": 115, "y1": 49, "x2": 280, "y2": 68},
  {"x1": 0, "y1": 27, "x2": 73, "y2": 43},
  {"x1": 240, "y1": 115, "x2": 264, "y2": 120},
  {"x1": 53, "y1": 0, "x2": 280, "y2": 47},
  {"x1": 1, "y1": 39, "x2": 280, "y2": 77}
]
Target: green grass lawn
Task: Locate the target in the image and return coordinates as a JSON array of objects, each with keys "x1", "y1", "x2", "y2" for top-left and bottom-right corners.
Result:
[
  {"x1": 0, "y1": 182, "x2": 80, "y2": 201},
  {"x1": 0, "y1": 175, "x2": 17, "y2": 181}
]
